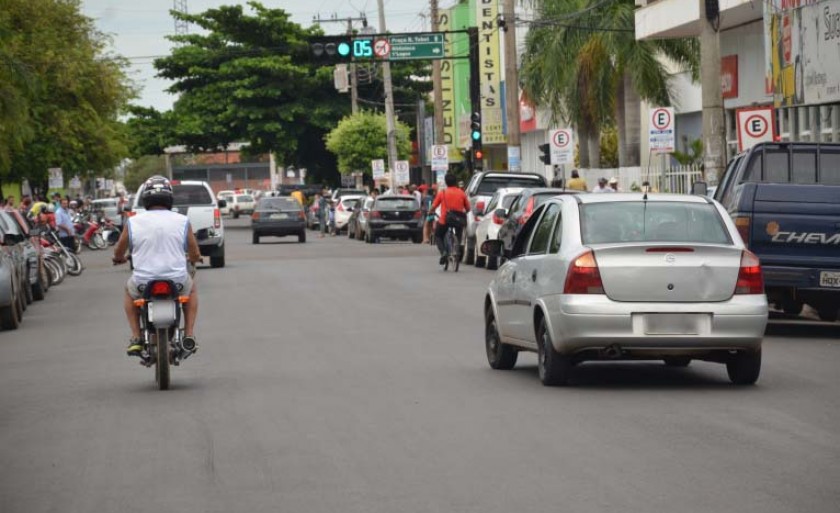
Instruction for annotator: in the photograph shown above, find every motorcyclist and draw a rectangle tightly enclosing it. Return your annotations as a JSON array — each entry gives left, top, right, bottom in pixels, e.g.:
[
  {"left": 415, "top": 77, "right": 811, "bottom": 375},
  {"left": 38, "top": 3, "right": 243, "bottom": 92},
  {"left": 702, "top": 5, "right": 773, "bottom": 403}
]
[{"left": 112, "top": 176, "right": 202, "bottom": 357}]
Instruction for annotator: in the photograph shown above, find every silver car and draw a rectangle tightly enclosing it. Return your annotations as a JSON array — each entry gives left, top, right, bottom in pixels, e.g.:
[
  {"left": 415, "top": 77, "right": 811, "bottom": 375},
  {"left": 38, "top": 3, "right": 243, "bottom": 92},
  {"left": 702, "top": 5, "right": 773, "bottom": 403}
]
[{"left": 482, "top": 193, "right": 769, "bottom": 386}]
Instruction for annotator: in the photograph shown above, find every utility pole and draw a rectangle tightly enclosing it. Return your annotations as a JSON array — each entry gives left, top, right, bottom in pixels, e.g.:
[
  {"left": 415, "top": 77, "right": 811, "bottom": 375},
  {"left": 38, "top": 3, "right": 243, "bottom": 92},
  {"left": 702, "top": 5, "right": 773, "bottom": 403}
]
[
  {"left": 173, "top": 0, "right": 189, "bottom": 36},
  {"left": 502, "top": 0, "right": 521, "bottom": 171},
  {"left": 431, "top": 0, "right": 444, "bottom": 145},
  {"left": 700, "top": 0, "right": 726, "bottom": 182},
  {"left": 377, "top": 0, "right": 399, "bottom": 189},
  {"left": 313, "top": 13, "right": 368, "bottom": 114}
]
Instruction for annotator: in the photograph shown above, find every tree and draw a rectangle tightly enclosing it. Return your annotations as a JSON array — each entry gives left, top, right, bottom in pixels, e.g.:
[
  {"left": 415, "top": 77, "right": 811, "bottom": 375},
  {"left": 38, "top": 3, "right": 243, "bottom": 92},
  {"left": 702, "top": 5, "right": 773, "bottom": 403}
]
[
  {"left": 124, "top": 155, "right": 167, "bottom": 191},
  {"left": 124, "top": 106, "right": 175, "bottom": 158},
  {"left": 324, "top": 111, "right": 412, "bottom": 175},
  {"left": 521, "top": 0, "right": 698, "bottom": 168},
  {"left": 0, "top": 0, "right": 133, "bottom": 188}
]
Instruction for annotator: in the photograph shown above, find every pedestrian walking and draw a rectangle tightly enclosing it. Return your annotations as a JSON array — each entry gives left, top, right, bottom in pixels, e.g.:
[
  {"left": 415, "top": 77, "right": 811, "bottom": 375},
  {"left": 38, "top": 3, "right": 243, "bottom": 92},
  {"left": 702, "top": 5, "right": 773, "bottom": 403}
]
[{"left": 566, "top": 170, "right": 588, "bottom": 191}]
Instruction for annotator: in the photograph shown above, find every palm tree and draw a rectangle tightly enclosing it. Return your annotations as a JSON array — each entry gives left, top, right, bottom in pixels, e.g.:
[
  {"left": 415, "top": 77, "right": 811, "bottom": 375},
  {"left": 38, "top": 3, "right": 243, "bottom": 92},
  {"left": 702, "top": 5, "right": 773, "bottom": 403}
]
[{"left": 521, "top": 0, "right": 699, "bottom": 168}]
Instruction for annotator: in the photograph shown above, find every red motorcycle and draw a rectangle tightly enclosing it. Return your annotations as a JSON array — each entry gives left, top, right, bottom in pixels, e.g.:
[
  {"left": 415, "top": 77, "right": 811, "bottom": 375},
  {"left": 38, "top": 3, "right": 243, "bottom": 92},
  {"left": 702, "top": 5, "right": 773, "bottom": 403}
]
[{"left": 73, "top": 212, "right": 106, "bottom": 250}]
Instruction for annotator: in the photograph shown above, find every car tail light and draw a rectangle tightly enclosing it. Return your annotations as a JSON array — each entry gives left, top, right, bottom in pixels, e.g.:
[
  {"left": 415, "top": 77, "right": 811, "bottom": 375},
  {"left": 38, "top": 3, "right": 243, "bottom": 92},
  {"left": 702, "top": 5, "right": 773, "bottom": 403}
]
[
  {"left": 251, "top": 212, "right": 259, "bottom": 221},
  {"left": 492, "top": 212, "right": 505, "bottom": 225},
  {"left": 370, "top": 211, "right": 381, "bottom": 219},
  {"left": 214, "top": 209, "right": 221, "bottom": 228},
  {"left": 735, "top": 250, "right": 764, "bottom": 294},
  {"left": 563, "top": 250, "right": 605, "bottom": 294},
  {"left": 518, "top": 197, "right": 535, "bottom": 225},
  {"left": 734, "top": 216, "right": 751, "bottom": 247},
  {"left": 413, "top": 210, "right": 422, "bottom": 219},
  {"left": 150, "top": 282, "right": 172, "bottom": 296}
]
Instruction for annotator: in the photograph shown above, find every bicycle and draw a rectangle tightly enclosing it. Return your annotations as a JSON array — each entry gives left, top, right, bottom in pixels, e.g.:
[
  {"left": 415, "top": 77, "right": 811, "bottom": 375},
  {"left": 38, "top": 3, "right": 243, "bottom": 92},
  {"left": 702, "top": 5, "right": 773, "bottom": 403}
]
[{"left": 432, "top": 213, "right": 461, "bottom": 272}]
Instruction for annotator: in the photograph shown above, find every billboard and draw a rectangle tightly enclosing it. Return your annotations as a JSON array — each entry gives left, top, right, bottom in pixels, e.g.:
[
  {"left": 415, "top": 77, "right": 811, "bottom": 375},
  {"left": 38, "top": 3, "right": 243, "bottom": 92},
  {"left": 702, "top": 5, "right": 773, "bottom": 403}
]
[
  {"left": 476, "top": 0, "right": 505, "bottom": 145},
  {"left": 765, "top": 0, "right": 840, "bottom": 107}
]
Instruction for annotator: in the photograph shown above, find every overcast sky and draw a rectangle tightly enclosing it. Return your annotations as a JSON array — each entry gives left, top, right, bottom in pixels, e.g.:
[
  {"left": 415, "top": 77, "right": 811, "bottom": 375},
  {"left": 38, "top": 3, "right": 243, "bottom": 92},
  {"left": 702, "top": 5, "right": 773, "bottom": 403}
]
[{"left": 81, "top": 0, "right": 441, "bottom": 111}]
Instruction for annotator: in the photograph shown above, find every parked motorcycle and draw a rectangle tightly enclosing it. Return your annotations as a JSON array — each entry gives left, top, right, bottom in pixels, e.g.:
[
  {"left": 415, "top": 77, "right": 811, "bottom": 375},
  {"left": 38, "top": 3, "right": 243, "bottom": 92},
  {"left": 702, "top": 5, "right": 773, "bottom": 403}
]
[
  {"left": 41, "top": 228, "right": 83, "bottom": 277},
  {"left": 73, "top": 213, "right": 106, "bottom": 250}
]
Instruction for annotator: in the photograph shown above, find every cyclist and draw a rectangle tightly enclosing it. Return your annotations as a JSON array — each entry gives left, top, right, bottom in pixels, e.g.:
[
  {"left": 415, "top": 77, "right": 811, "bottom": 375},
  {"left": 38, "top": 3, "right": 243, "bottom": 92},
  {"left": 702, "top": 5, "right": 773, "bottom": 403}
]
[
  {"left": 431, "top": 173, "right": 470, "bottom": 265},
  {"left": 112, "top": 176, "right": 203, "bottom": 357}
]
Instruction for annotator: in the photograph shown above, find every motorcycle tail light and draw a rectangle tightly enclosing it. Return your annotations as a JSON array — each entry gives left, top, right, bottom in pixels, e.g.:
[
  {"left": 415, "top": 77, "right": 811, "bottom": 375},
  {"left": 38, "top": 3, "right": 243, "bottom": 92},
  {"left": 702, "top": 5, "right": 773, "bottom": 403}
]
[{"left": 150, "top": 282, "right": 172, "bottom": 296}]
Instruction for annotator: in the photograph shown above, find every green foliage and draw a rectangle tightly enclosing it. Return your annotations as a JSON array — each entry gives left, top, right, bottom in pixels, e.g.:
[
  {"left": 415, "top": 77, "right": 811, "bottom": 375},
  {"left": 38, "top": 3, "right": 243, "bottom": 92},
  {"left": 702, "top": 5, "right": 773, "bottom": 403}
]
[
  {"left": 324, "top": 111, "right": 412, "bottom": 175},
  {"left": 124, "top": 106, "right": 175, "bottom": 158},
  {"left": 673, "top": 138, "right": 704, "bottom": 167},
  {"left": 0, "top": 0, "right": 134, "bottom": 185},
  {"left": 124, "top": 155, "right": 167, "bottom": 191},
  {"left": 600, "top": 126, "right": 619, "bottom": 168}
]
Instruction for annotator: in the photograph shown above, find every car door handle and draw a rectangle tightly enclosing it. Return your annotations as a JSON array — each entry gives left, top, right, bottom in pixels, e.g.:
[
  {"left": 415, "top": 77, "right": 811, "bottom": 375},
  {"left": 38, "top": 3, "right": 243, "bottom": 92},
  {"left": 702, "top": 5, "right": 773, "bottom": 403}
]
[{"left": 532, "top": 269, "right": 538, "bottom": 282}]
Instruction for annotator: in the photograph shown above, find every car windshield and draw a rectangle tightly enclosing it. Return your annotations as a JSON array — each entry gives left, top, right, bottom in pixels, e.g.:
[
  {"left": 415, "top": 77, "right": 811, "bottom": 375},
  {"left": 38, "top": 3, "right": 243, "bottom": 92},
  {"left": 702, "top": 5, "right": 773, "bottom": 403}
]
[
  {"left": 172, "top": 185, "right": 214, "bottom": 206},
  {"left": 376, "top": 198, "right": 417, "bottom": 210},
  {"left": 501, "top": 195, "right": 519, "bottom": 209},
  {"left": 532, "top": 193, "right": 558, "bottom": 209},
  {"left": 476, "top": 176, "right": 543, "bottom": 195},
  {"left": 580, "top": 202, "right": 731, "bottom": 245},
  {"left": 259, "top": 198, "right": 300, "bottom": 211}
]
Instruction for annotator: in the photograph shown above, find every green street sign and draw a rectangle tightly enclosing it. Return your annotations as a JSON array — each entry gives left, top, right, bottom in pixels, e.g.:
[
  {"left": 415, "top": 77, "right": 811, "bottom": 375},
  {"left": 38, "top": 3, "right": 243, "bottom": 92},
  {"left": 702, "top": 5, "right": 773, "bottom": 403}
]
[{"left": 387, "top": 33, "right": 445, "bottom": 61}]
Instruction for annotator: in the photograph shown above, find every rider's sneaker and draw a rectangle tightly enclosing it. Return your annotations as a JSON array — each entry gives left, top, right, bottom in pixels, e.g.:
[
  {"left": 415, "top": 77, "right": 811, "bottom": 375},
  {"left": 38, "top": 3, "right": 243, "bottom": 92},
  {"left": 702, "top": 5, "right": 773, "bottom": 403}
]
[{"left": 126, "top": 337, "right": 143, "bottom": 357}]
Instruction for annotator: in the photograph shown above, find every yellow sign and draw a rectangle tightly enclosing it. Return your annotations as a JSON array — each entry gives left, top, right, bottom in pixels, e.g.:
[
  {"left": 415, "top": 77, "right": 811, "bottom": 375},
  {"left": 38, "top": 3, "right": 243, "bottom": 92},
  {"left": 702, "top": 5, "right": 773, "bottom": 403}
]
[
  {"left": 476, "top": 0, "right": 505, "bottom": 145},
  {"left": 439, "top": 9, "right": 460, "bottom": 161}
]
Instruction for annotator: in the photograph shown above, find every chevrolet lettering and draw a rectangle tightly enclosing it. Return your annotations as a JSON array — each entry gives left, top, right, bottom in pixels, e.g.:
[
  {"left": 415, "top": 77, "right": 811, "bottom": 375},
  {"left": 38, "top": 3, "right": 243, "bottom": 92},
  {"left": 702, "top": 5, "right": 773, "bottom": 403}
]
[{"left": 771, "top": 231, "right": 840, "bottom": 245}]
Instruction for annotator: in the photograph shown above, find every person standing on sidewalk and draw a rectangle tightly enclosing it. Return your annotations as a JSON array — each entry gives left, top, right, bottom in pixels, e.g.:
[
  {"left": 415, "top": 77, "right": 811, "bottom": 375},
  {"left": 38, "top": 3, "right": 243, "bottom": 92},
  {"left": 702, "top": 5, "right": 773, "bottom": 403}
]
[
  {"left": 317, "top": 189, "right": 330, "bottom": 238},
  {"left": 55, "top": 197, "right": 76, "bottom": 252}
]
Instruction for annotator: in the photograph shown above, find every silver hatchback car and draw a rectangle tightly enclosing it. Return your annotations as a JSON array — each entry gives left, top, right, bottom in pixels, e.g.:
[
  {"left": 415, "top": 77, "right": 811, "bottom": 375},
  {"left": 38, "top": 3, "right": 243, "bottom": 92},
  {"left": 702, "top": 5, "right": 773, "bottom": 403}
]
[{"left": 482, "top": 193, "right": 769, "bottom": 386}]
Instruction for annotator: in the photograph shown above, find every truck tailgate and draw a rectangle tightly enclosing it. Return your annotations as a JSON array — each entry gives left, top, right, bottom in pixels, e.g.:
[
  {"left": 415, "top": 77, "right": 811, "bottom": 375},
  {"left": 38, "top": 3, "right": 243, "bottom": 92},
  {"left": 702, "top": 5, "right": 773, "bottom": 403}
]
[{"left": 750, "top": 184, "right": 840, "bottom": 268}]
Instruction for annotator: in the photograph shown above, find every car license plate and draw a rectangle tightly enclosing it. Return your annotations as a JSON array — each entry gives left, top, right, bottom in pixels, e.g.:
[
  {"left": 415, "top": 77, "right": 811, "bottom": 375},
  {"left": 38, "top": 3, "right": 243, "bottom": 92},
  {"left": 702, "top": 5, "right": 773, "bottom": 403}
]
[
  {"left": 387, "top": 224, "right": 405, "bottom": 229},
  {"left": 269, "top": 213, "right": 288, "bottom": 220},
  {"left": 820, "top": 271, "right": 840, "bottom": 288},
  {"left": 644, "top": 314, "right": 702, "bottom": 335}
]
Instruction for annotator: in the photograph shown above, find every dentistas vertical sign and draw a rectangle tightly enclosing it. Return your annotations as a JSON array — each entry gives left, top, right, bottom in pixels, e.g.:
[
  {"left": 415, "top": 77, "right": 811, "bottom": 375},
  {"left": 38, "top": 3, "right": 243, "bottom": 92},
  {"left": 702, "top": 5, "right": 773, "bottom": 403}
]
[
  {"left": 476, "top": 0, "right": 504, "bottom": 145},
  {"left": 439, "top": 7, "right": 459, "bottom": 160}
]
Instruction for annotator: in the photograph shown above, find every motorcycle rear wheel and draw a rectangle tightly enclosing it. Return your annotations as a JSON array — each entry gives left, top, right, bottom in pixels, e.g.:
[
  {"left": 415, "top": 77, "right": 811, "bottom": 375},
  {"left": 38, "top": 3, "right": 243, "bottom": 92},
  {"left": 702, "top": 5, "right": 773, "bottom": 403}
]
[
  {"left": 90, "top": 233, "right": 107, "bottom": 250},
  {"left": 154, "top": 328, "right": 170, "bottom": 390},
  {"left": 65, "top": 254, "right": 83, "bottom": 276}
]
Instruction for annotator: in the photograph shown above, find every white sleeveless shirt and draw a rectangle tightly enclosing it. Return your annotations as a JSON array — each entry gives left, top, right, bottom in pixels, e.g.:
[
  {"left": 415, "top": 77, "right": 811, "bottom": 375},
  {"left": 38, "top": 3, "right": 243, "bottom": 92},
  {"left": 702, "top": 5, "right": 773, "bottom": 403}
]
[{"left": 128, "top": 209, "right": 190, "bottom": 285}]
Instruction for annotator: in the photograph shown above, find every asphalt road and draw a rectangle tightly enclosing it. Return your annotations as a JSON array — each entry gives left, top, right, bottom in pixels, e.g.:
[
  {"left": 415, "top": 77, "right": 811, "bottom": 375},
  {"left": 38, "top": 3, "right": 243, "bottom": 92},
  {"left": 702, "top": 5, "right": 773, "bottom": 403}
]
[{"left": 2, "top": 218, "right": 839, "bottom": 513}]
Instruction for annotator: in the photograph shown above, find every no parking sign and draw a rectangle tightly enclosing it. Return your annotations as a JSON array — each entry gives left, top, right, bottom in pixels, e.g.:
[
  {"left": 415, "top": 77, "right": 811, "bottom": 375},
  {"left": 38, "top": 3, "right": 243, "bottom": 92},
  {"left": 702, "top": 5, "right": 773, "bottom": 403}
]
[
  {"left": 549, "top": 128, "right": 574, "bottom": 165},
  {"left": 736, "top": 107, "right": 776, "bottom": 151},
  {"left": 648, "top": 107, "right": 675, "bottom": 154}
]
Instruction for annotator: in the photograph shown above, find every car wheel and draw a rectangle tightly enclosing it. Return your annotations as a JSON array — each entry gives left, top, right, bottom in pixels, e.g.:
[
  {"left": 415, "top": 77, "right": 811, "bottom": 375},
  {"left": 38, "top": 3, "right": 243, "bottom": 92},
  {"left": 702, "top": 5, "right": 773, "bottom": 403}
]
[
  {"left": 252, "top": 233, "right": 259, "bottom": 244},
  {"left": 465, "top": 242, "right": 475, "bottom": 265},
  {"left": 537, "top": 316, "right": 572, "bottom": 386},
  {"left": 486, "top": 255, "right": 499, "bottom": 271},
  {"left": 210, "top": 253, "right": 225, "bottom": 268},
  {"left": 485, "top": 312, "right": 517, "bottom": 370},
  {"left": 0, "top": 302, "right": 21, "bottom": 330},
  {"left": 663, "top": 356, "right": 691, "bottom": 367},
  {"left": 726, "top": 349, "right": 761, "bottom": 385},
  {"left": 298, "top": 231, "right": 306, "bottom": 243},
  {"left": 816, "top": 305, "right": 838, "bottom": 323},
  {"left": 412, "top": 233, "right": 423, "bottom": 244},
  {"left": 475, "top": 255, "right": 486, "bottom": 268}
]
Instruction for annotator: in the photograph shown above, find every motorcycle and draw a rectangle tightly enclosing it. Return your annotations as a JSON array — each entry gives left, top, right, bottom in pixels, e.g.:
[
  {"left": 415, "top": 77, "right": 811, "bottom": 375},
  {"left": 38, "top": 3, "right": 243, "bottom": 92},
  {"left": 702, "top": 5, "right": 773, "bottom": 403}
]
[
  {"left": 101, "top": 216, "right": 121, "bottom": 246},
  {"left": 132, "top": 279, "right": 196, "bottom": 390},
  {"left": 41, "top": 228, "right": 84, "bottom": 277},
  {"left": 74, "top": 213, "right": 107, "bottom": 250}
]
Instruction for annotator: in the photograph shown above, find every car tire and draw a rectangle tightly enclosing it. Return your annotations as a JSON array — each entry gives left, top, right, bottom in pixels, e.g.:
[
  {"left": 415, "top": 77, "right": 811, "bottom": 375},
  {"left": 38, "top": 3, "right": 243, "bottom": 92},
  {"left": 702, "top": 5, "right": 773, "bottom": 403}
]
[
  {"left": 816, "top": 306, "right": 838, "bottom": 323},
  {"left": 465, "top": 243, "right": 475, "bottom": 265},
  {"left": 485, "top": 313, "right": 517, "bottom": 370},
  {"left": 486, "top": 255, "right": 499, "bottom": 271},
  {"left": 298, "top": 231, "right": 306, "bottom": 243},
  {"left": 726, "top": 349, "right": 761, "bottom": 385},
  {"left": 475, "top": 255, "right": 486, "bottom": 268},
  {"left": 537, "top": 316, "right": 572, "bottom": 386},
  {"left": 210, "top": 251, "right": 225, "bottom": 268},
  {"left": 252, "top": 233, "right": 260, "bottom": 244},
  {"left": 663, "top": 356, "right": 691, "bottom": 367},
  {"left": 0, "top": 302, "right": 21, "bottom": 330},
  {"left": 412, "top": 233, "right": 423, "bottom": 244}
]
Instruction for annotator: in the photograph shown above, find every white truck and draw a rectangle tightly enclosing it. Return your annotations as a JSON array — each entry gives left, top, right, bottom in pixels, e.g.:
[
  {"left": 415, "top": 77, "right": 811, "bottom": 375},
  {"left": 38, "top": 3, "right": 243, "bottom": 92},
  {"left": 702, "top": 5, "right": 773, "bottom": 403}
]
[{"left": 131, "top": 180, "right": 226, "bottom": 268}]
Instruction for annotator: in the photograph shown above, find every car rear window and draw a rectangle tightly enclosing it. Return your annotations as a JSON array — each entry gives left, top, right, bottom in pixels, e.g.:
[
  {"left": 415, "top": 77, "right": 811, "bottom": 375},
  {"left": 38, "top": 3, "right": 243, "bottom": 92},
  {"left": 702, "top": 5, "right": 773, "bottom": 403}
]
[
  {"left": 376, "top": 198, "right": 418, "bottom": 210},
  {"left": 259, "top": 198, "right": 300, "bottom": 210},
  {"left": 476, "top": 176, "right": 544, "bottom": 195},
  {"left": 580, "top": 202, "right": 731, "bottom": 245},
  {"left": 172, "top": 185, "right": 214, "bottom": 206}
]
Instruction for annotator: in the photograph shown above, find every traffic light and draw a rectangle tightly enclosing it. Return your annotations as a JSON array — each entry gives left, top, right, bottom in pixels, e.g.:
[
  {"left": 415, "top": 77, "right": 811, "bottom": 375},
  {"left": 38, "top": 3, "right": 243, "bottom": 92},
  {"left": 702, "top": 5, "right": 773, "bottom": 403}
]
[
  {"left": 309, "top": 36, "right": 353, "bottom": 63},
  {"left": 538, "top": 143, "right": 551, "bottom": 164},
  {"left": 470, "top": 112, "right": 482, "bottom": 143}
]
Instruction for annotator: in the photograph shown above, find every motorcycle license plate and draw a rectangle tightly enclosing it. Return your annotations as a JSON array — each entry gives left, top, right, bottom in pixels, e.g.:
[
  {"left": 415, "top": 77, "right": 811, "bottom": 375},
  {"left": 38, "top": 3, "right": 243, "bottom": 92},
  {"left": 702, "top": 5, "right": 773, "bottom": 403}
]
[{"left": 820, "top": 271, "right": 840, "bottom": 288}]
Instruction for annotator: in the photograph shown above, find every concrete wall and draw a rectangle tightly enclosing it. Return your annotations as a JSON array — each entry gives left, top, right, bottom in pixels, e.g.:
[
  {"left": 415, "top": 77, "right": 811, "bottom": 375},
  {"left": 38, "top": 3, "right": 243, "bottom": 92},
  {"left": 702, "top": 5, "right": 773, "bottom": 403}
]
[{"left": 721, "top": 20, "right": 770, "bottom": 110}]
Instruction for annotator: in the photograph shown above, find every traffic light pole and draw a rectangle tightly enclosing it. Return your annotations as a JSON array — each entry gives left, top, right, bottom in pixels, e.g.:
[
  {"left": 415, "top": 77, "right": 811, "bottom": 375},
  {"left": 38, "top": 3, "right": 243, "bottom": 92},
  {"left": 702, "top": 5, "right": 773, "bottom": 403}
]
[
  {"left": 468, "top": 27, "right": 482, "bottom": 172},
  {"left": 377, "top": 0, "right": 398, "bottom": 190}
]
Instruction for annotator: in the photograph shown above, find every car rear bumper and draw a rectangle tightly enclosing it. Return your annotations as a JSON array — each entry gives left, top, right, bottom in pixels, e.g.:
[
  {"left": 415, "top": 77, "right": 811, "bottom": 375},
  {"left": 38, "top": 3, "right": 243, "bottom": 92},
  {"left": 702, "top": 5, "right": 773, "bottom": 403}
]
[
  {"left": 763, "top": 265, "right": 840, "bottom": 291},
  {"left": 543, "top": 294, "right": 768, "bottom": 355},
  {"left": 253, "top": 221, "right": 305, "bottom": 235}
]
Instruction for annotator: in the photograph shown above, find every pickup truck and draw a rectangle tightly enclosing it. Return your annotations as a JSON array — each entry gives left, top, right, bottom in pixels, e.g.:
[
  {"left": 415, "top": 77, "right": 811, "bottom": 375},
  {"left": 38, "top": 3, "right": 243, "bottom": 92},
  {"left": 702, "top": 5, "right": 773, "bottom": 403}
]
[
  {"left": 462, "top": 171, "right": 547, "bottom": 265},
  {"left": 712, "top": 142, "right": 840, "bottom": 321},
  {"left": 132, "top": 180, "right": 226, "bottom": 268}
]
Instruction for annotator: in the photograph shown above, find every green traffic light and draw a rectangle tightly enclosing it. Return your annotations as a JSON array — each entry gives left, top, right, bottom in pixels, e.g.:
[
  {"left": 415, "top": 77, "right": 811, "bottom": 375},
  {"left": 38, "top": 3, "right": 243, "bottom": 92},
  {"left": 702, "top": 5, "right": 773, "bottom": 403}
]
[
  {"left": 337, "top": 42, "right": 351, "bottom": 57},
  {"left": 472, "top": 131, "right": 481, "bottom": 141}
]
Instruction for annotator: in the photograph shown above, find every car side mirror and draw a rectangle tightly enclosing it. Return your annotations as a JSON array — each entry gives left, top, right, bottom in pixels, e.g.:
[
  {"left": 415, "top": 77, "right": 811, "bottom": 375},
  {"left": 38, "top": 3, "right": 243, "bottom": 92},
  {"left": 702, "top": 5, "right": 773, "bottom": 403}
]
[
  {"left": 691, "top": 181, "right": 708, "bottom": 196},
  {"left": 494, "top": 208, "right": 508, "bottom": 219},
  {"left": 480, "top": 239, "right": 504, "bottom": 258},
  {"left": 217, "top": 199, "right": 227, "bottom": 208}
]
